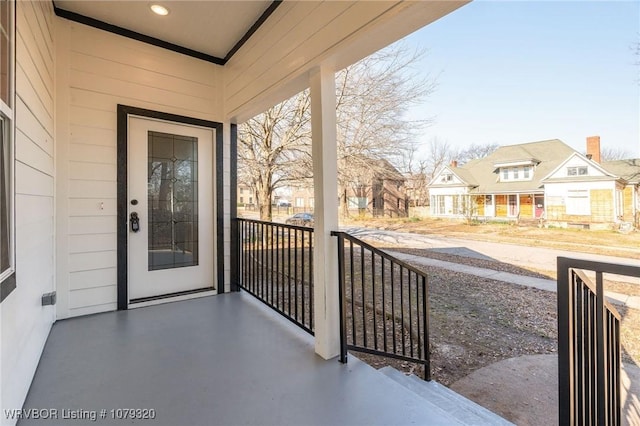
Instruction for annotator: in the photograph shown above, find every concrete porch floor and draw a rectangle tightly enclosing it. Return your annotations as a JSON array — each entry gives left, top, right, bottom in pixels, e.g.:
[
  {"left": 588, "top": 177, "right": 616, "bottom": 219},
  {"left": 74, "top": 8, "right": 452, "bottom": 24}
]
[{"left": 20, "top": 292, "right": 458, "bottom": 426}]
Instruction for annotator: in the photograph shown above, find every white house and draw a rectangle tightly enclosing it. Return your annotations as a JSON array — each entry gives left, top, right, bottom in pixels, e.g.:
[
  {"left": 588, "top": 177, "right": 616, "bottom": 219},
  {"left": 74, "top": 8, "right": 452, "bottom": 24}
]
[{"left": 427, "top": 136, "right": 640, "bottom": 228}]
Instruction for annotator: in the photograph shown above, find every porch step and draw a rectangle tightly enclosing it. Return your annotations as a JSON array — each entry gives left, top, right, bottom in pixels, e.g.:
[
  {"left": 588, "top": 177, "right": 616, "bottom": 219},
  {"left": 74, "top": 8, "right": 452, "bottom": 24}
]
[{"left": 379, "top": 367, "right": 514, "bottom": 426}]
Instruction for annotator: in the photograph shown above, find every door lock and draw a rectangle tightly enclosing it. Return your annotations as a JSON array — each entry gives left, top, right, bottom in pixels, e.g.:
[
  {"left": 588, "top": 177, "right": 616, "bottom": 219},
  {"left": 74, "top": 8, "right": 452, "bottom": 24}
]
[{"left": 130, "top": 212, "right": 140, "bottom": 233}]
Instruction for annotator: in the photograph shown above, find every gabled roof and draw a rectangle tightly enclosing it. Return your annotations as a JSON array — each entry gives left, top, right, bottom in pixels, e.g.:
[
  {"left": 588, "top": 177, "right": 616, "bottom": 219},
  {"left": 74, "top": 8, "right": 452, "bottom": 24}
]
[
  {"left": 444, "top": 139, "right": 576, "bottom": 193},
  {"left": 541, "top": 152, "right": 617, "bottom": 183},
  {"left": 602, "top": 159, "right": 640, "bottom": 184},
  {"left": 427, "top": 165, "right": 476, "bottom": 188}
]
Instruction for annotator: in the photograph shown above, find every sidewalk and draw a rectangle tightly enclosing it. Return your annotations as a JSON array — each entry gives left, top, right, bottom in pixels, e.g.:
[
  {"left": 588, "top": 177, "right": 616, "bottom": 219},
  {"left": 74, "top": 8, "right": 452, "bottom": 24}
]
[{"left": 387, "top": 250, "right": 640, "bottom": 310}]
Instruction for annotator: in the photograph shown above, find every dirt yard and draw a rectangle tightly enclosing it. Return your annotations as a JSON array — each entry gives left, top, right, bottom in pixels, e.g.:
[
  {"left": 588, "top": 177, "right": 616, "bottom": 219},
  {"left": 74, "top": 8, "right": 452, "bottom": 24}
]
[
  {"left": 344, "top": 217, "right": 640, "bottom": 386},
  {"left": 343, "top": 216, "right": 640, "bottom": 260}
]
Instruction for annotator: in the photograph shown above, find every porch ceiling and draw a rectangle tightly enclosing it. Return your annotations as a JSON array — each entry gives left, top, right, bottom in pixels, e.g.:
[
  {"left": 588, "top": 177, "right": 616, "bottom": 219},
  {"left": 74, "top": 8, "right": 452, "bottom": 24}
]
[{"left": 53, "top": 0, "right": 277, "bottom": 64}]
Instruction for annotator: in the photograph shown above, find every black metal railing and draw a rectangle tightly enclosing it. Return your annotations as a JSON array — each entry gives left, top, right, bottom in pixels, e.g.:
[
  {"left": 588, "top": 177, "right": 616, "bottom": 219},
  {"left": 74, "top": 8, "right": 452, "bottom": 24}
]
[
  {"left": 332, "top": 231, "right": 430, "bottom": 380},
  {"left": 237, "top": 218, "right": 314, "bottom": 334},
  {"left": 557, "top": 257, "right": 640, "bottom": 426}
]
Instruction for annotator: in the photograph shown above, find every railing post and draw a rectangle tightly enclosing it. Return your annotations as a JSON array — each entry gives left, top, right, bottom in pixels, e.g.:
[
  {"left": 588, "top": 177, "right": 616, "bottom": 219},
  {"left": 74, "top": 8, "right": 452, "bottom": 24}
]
[
  {"left": 557, "top": 257, "right": 574, "bottom": 426},
  {"left": 230, "top": 218, "right": 240, "bottom": 292},
  {"left": 596, "top": 271, "right": 607, "bottom": 426},
  {"left": 422, "top": 275, "right": 430, "bottom": 381},
  {"left": 333, "top": 231, "right": 348, "bottom": 363}
]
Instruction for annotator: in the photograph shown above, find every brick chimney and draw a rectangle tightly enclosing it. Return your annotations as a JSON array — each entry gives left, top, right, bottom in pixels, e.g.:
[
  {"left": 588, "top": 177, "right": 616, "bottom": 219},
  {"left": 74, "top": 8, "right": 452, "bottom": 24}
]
[
  {"left": 586, "top": 136, "right": 601, "bottom": 163},
  {"left": 450, "top": 160, "right": 458, "bottom": 168}
]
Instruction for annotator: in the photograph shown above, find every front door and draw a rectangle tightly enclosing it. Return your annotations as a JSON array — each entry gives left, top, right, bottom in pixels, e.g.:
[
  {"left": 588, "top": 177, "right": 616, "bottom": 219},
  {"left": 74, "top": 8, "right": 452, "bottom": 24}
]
[{"left": 127, "top": 116, "right": 215, "bottom": 302}]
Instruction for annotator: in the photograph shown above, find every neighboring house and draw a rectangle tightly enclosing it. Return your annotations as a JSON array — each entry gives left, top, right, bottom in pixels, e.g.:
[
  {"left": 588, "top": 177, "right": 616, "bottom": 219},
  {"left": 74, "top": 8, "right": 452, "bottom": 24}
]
[
  {"left": 405, "top": 172, "right": 430, "bottom": 207},
  {"left": 288, "top": 158, "right": 409, "bottom": 218},
  {"left": 427, "top": 136, "right": 640, "bottom": 229},
  {"left": 290, "top": 184, "right": 315, "bottom": 212},
  {"left": 343, "top": 158, "right": 408, "bottom": 217},
  {"left": 237, "top": 184, "right": 255, "bottom": 207}
]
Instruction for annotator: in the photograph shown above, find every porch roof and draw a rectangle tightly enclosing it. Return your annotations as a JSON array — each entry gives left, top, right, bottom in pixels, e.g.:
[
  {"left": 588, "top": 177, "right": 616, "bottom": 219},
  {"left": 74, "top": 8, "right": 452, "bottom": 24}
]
[
  {"left": 20, "top": 293, "right": 458, "bottom": 426},
  {"left": 52, "top": 1, "right": 469, "bottom": 123}
]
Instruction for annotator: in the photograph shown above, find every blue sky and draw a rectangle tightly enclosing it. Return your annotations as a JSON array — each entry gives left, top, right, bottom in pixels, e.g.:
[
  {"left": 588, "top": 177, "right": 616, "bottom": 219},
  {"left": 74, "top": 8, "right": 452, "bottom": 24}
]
[{"left": 404, "top": 0, "right": 640, "bottom": 157}]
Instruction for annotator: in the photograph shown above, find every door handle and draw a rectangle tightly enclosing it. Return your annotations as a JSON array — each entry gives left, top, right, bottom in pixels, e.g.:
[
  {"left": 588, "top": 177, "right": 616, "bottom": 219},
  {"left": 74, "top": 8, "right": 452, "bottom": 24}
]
[{"left": 130, "top": 212, "right": 140, "bottom": 233}]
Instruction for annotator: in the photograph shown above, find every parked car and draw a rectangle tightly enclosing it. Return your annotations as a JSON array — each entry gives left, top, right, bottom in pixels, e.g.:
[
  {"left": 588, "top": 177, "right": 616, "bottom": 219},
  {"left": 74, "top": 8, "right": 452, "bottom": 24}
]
[{"left": 285, "top": 212, "right": 314, "bottom": 227}]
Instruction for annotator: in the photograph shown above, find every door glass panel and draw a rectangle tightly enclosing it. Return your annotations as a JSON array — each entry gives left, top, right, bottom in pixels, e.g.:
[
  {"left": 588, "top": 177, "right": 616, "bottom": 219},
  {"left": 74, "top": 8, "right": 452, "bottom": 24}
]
[{"left": 147, "top": 131, "right": 198, "bottom": 271}]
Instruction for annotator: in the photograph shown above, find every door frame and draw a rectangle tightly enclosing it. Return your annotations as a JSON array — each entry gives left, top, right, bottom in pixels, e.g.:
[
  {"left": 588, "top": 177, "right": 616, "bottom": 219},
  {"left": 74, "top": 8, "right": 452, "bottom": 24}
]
[{"left": 117, "top": 105, "right": 224, "bottom": 310}]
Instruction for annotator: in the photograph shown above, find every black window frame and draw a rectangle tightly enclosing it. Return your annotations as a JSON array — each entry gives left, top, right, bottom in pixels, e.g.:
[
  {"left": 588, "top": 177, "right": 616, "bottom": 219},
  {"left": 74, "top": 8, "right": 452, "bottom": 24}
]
[{"left": 0, "top": 0, "right": 15, "bottom": 303}]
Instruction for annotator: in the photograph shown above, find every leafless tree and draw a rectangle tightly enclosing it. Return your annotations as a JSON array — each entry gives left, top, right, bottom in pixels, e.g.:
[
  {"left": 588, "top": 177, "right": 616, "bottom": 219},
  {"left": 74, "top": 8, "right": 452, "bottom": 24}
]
[
  {"left": 335, "top": 42, "right": 435, "bottom": 216},
  {"left": 600, "top": 147, "right": 631, "bottom": 161},
  {"left": 453, "top": 142, "right": 500, "bottom": 166},
  {"left": 239, "top": 41, "right": 435, "bottom": 220},
  {"left": 422, "top": 137, "right": 454, "bottom": 184},
  {"left": 238, "top": 91, "right": 311, "bottom": 220}
]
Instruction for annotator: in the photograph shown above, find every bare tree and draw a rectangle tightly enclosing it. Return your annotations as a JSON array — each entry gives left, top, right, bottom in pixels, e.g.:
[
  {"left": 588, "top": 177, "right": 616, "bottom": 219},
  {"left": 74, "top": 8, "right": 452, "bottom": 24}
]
[
  {"left": 601, "top": 147, "right": 631, "bottom": 161},
  {"left": 335, "top": 43, "right": 435, "bottom": 216},
  {"left": 422, "top": 137, "right": 453, "bottom": 184},
  {"left": 239, "top": 41, "right": 435, "bottom": 220},
  {"left": 238, "top": 91, "right": 311, "bottom": 220},
  {"left": 453, "top": 142, "right": 500, "bottom": 166}
]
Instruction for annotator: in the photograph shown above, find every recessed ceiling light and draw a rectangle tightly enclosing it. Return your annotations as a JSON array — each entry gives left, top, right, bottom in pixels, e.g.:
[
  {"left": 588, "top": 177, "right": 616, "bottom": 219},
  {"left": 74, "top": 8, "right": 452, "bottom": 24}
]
[{"left": 150, "top": 4, "right": 169, "bottom": 16}]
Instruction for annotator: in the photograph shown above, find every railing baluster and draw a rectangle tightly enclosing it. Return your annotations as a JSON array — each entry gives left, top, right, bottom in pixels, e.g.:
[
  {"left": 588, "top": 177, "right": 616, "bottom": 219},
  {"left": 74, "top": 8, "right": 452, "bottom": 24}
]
[
  {"left": 294, "top": 229, "right": 299, "bottom": 322},
  {"left": 288, "top": 227, "right": 292, "bottom": 316},
  {"left": 400, "top": 266, "right": 405, "bottom": 356},
  {"left": 410, "top": 271, "right": 415, "bottom": 358},
  {"left": 361, "top": 244, "right": 367, "bottom": 348},
  {"left": 391, "top": 261, "right": 396, "bottom": 355},
  {"left": 423, "top": 275, "right": 430, "bottom": 381},
  {"left": 381, "top": 257, "right": 387, "bottom": 353},
  {"left": 350, "top": 240, "right": 355, "bottom": 345},
  {"left": 372, "top": 251, "right": 377, "bottom": 350}
]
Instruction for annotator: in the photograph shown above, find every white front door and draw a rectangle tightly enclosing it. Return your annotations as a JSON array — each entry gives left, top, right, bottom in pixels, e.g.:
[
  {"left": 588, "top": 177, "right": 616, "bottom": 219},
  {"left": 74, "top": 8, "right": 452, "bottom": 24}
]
[{"left": 128, "top": 116, "right": 215, "bottom": 302}]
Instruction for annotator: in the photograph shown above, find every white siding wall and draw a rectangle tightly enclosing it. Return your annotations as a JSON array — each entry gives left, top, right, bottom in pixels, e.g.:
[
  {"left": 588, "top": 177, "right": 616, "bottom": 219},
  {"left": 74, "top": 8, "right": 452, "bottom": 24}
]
[
  {"left": 548, "top": 155, "right": 609, "bottom": 179},
  {"left": 544, "top": 180, "right": 615, "bottom": 198},
  {"left": 1, "top": 2, "right": 55, "bottom": 423},
  {"left": 55, "top": 20, "right": 224, "bottom": 318}
]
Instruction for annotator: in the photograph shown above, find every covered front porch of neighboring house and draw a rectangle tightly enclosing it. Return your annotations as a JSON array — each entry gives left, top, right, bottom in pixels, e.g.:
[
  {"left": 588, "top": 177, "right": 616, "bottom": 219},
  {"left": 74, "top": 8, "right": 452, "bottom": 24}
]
[
  {"left": 475, "top": 193, "right": 546, "bottom": 220},
  {"left": 431, "top": 192, "right": 545, "bottom": 221}
]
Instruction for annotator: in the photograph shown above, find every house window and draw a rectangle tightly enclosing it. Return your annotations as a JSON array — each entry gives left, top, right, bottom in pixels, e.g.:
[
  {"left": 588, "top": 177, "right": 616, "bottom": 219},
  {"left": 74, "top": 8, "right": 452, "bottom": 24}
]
[
  {"left": 523, "top": 166, "right": 530, "bottom": 179},
  {"left": 566, "top": 189, "right": 590, "bottom": 215},
  {"left": 309, "top": 198, "right": 314, "bottom": 208},
  {"left": 512, "top": 167, "right": 519, "bottom": 179},
  {"left": 431, "top": 195, "right": 447, "bottom": 215},
  {"left": 0, "top": 0, "right": 14, "bottom": 301},
  {"left": 567, "top": 166, "right": 588, "bottom": 177},
  {"left": 348, "top": 197, "right": 367, "bottom": 209},
  {"left": 502, "top": 168, "right": 508, "bottom": 181},
  {"left": 239, "top": 196, "right": 244, "bottom": 204},
  {"left": 296, "top": 197, "right": 304, "bottom": 208},
  {"left": 441, "top": 174, "right": 453, "bottom": 183}
]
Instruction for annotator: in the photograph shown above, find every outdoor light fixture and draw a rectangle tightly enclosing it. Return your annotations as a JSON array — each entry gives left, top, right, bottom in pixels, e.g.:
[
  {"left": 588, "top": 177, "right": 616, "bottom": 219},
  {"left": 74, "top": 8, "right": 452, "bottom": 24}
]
[{"left": 150, "top": 4, "right": 169, "bottom": 16}]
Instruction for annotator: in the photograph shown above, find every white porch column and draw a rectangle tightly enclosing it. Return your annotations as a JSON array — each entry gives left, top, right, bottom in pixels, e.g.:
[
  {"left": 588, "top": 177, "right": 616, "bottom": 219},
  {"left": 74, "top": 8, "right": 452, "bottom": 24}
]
[{"left": 310, "top": 65, "right": 340, "bottom": 359}]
